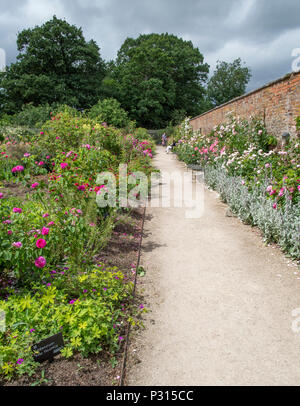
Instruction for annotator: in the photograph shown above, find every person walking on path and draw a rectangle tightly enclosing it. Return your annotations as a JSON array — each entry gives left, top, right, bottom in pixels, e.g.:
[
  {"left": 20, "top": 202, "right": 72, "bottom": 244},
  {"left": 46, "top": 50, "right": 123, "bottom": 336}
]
[{"left": 162, "top": 133, "right": 167, "bottom": 146}]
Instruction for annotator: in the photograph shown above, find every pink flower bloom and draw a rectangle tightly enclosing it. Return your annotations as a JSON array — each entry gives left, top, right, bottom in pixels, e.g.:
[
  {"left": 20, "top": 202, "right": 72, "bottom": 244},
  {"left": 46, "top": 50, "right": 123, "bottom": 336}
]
[
  {"left": 7, "top": 230, "right": 12, "bottom": 235},
  {"left": 0, "top": 193, "right": 4, "bottom": 199},
  {"left": 38, "top": 161, "right": 44, "bottom": 166},
  {"left": 42, "top": 227, "right": 50, "bottom": 236},
  {"left": 47, "top": 221, "right": 55, "bottom": 227},
  {"left": 43, "top": 213, "right": 49, "bottom": 218},
  {"left": 24, "top": 153, "right": 30, "bottom": 157},
  {"left": 266, "top": 185, "right": 273, "bottom": 193},
  {"left": 16, "top": 359, "right": 24, "bottom": 365},
  {"left": 35, "top": 256, "right": 47, "bottom": 268},
  {"left": 40, "top": 131, "right": 44, "bottom": 135},
  {"left": 265, "top": 163, "right": 270, "bottom": 168},
  {"left": 13, "top": 208, "right": 22, "bottom": 213},
  {"left": 298, "top": 185, "right": 300, "bottom": 192},
  {"left": 31, "top": 182, "right": 39, "bottom": 189},
  {"left": 273, "top": 203, "right": 277, "bottom": 210},
  {"left": 36, "top": 239, "right": 47, "bottom": 249},
  {"left": 12, "top": 242, "right": 22, "bottom": 248},
  {"left": 60, "top": 162, "right": 68, "bottom": 169},
  {"left": 12, "top": 165, "right": 24, "bottom": 173},
  {"left": 219, "top": 147, "right": 226, "bottom": 156}
]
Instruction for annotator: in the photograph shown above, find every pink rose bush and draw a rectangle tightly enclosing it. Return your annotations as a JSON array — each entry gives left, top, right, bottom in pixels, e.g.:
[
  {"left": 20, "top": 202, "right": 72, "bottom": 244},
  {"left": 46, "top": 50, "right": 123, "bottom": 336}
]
[{"left": 175, "top": 116, "right": 300, "bottom": 259}]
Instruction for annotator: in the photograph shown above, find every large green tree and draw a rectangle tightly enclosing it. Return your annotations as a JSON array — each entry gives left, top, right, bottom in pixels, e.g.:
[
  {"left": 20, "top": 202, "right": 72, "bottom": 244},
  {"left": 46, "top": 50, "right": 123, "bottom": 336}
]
[
  {"left": 110, "top": 33, "right": 209, "bottom": 128},
  {"left": 207, "top": 58, "right": 251, "bottom": 107},
  {"left": 0, "top": 16, "right": 106, "bottom": 113}
]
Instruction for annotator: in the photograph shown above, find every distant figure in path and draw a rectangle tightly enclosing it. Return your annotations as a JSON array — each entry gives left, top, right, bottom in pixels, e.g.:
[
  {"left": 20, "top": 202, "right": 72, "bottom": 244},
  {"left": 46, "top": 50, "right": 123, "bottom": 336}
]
[
  {"left": 166, "top": 145, "right": 172, "bottom": 154},
  {"left": 162, "top": 133, "right": 167, "bottom": 146},
  {"left": 166, "top": 141, "right": 177, "bottom": 154}
]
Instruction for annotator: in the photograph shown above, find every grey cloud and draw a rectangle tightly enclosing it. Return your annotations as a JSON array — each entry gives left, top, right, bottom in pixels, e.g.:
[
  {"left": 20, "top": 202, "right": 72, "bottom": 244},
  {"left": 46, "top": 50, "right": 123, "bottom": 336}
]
[{"left": 0, "top": 0, "right": 299, "bottom": 91}]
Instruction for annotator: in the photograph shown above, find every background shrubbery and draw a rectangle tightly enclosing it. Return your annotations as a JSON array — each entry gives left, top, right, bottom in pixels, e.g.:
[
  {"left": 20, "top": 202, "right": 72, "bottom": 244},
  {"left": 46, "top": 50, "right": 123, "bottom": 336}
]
[{"left": 88, "top": 98, "right": 130, "bottom": 128}]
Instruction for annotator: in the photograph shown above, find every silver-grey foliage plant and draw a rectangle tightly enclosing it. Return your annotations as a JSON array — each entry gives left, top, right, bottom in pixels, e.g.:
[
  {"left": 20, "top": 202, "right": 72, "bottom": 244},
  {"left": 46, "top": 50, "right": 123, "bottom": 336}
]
[{"left": 205, "top": 165, "right": 300, "bottom": 260}]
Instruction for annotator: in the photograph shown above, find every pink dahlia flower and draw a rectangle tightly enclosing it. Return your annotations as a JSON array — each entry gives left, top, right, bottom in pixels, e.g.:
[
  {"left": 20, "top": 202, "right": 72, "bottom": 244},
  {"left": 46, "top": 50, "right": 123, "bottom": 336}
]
[
  {"left": 36, "top": 239, "right": 47, "bottom": 249},
  {"left": 42, "top": 227, "right": 50, "bottom": 236},
  {"left": 35, "top": 256, "right": 47, "bottom": 268},
  {"left": 12, "top": 165, "right": 24, "bottom": 173}
]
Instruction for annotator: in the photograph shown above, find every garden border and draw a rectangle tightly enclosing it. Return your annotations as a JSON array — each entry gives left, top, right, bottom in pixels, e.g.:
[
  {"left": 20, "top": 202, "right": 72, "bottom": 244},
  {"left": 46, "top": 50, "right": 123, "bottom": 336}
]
[{"left": 120, "top": 206, "right": 147, "bottom": 386}]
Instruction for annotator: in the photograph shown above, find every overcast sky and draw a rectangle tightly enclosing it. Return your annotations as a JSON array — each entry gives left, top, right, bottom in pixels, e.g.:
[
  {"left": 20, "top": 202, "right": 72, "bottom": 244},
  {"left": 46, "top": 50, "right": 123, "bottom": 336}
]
[{"left": 0, "top": 0, "right": 299, "bottom": 90}]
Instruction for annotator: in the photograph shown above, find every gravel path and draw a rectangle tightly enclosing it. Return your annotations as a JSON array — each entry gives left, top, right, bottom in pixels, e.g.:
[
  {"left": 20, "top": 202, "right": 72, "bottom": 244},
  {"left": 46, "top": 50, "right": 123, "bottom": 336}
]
[{"left": 127, "top": 147, "right": 300, "bottom": 386}]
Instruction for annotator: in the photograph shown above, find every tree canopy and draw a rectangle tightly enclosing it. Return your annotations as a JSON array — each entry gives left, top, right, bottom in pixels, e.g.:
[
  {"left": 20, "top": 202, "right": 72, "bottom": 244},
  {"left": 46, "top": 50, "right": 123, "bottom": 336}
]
[
  {"left": 110, "top": 33, "right": 209, "bottom": 128},
  {"left": 0, "top": 16, "right": 255, "bottom": 128},
  {"left": 0, "top": 16, "right": 106, "bottom": 113},
  {"left": 207, "top": 58, "right": 251, "bottom": 107}
]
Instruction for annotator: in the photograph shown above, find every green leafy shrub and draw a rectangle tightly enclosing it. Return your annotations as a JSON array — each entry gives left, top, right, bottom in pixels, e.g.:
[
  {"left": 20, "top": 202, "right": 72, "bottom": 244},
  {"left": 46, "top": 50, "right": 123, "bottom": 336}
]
[
  {"left": 2, "top": 104, "right": 79, "bottom": 129},
  {"left": 12, "top": 104, "right": 53, "bottom": 128},
  {"left": 0, "top": 266, "right": 132, "bottom": 380},
  {"left": 88, "top": 98, "right": 129, "bottom": 128},
  {"left": 133, "top": 128, "right": 152, "bottom": 141}
]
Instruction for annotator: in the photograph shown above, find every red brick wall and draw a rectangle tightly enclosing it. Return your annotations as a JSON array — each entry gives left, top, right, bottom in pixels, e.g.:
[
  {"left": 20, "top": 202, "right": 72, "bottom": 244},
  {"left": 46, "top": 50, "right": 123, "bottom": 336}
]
[{"left": 190, "top": 72, "right": 300, "bottom": 139}]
